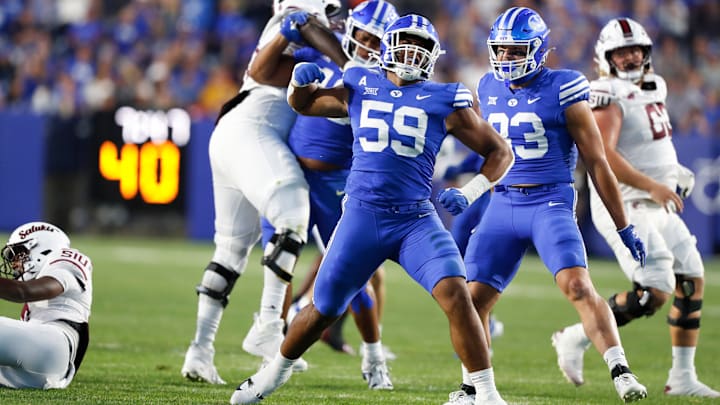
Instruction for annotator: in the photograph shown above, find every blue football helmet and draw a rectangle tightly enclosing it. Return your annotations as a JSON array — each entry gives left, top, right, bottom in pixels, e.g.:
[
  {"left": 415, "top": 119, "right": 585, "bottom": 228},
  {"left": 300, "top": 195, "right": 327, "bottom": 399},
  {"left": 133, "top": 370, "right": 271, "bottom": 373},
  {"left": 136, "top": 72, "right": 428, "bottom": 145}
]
[
  {"left": 342, "top": 0, "right": 398, "bottom": 65},
  {"left": 380, "top": 14, "right": 443, "bottom": 81},
  {"left": 487, "top": 7, "right": 550, "bottom": 83}
]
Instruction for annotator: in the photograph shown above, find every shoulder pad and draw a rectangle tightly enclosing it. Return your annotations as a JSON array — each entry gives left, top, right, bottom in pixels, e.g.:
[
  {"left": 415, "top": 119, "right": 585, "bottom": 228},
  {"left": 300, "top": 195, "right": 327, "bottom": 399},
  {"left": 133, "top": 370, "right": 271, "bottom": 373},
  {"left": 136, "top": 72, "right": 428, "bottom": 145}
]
[
  {"left": 589, "top": 79, "right": 616, "bottom": 109},
  {"left": 48, "top": 248, "right": 92, "bottom": 277}
]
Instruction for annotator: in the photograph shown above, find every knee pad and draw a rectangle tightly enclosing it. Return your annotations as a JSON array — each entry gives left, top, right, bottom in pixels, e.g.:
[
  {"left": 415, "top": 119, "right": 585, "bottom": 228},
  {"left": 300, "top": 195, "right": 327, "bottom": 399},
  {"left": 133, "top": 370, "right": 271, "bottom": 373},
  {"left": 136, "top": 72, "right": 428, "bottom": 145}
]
[
  {"left": 350, "top": 288, "right": 374, "bottom": 313},
  {"left": 195, "top": 262, "right": 240, "bottom": 307},
  {"left": 262, "top": 229, "right": 304, "bottom": 283},
  {"left": 667, "top": 276, "right": 702, "bottom": 329},
  {"left": 609, "top": 285, "right": 657, "bottom": 327}
]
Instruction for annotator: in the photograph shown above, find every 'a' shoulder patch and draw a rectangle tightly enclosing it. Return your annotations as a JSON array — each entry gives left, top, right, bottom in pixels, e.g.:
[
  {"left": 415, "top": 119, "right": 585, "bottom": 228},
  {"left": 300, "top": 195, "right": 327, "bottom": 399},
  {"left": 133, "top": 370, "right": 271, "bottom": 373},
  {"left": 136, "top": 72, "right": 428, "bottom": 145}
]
[{"left": 358, "top": 76, "right": 367, "bottom": 86}]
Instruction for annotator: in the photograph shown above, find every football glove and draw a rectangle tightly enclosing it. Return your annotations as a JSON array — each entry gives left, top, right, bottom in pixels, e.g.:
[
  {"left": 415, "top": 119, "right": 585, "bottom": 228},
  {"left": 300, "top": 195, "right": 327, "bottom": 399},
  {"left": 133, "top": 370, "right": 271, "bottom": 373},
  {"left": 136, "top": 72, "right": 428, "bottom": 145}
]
[
  {"left": 291, "top": 62, "right": 325, "bottom": 87},
  {"left": 437, "top": 188, "right": 468, "bottom": 216},
  {"left": 676, "top": 164, "right": 695, "bottom": 199},
  {"left": 618, "top": 225, "right": 646, "bottom": 267},
  {"left": 280, "top": 11, "right": 309, "bottom": 44}
]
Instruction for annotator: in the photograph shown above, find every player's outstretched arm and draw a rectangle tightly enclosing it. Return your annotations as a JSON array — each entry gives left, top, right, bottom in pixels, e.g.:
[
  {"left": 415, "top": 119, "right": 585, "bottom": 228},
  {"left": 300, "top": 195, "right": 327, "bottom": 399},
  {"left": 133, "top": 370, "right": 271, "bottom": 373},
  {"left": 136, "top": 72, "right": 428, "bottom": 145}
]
[
  {"left": 247, "top": 34, "right": 298, "bottom": 87},
  {"left": 594, "top": 103, "right": 683, "bottom": 213},
  {"left": 0, "top": 277, "right": 64, "bottom": 303},
  {"left": 287, "top": 62, "right": 348, "bottom": 117}
]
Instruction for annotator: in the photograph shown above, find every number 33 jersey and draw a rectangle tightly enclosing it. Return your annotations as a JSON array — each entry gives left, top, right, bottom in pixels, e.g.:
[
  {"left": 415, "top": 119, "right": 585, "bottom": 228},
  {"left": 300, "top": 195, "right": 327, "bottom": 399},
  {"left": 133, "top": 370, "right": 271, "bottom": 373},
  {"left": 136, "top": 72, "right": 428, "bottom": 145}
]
[
  {"left": 342, "top": 66, "right": 473, "bottom": 205},
  {"left": 590, "top": 74, "right": 678, "bottom": 200},
  {"left": 476, "top": 68, "right": 588, "bottom": 186}
]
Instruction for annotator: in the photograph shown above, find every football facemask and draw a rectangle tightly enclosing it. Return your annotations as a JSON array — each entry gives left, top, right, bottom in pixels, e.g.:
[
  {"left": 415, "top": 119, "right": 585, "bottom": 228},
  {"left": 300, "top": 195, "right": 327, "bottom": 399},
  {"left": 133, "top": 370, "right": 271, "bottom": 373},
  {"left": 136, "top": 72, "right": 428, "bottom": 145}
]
[
  {"left": 595, "top": 17, "right": 652, "bottom": 83},
  {"left": 380, "top": 14, "right": 444, "bottom": 81},
  {"left": 342, "top": 0, "right": 398, "bottom": 65}
]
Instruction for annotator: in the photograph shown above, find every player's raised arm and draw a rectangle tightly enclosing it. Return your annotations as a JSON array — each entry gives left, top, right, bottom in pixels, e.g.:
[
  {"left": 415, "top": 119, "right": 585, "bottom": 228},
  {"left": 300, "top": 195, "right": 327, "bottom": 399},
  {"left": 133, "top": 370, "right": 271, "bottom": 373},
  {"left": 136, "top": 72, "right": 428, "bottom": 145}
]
[
  {"left": 299, "top": 14, "right": 349, "bottom": 68},
  {"left": 287, "top": 62, "right": 348, "bottom": 117}
]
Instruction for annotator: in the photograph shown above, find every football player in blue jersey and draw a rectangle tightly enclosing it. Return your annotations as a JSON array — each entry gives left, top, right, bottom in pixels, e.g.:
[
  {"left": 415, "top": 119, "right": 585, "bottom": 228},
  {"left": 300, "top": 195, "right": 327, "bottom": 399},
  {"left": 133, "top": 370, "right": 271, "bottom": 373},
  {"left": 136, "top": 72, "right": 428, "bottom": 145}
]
[
  {"left": 229, "top": 14, "right": 514, "bottom": 405},
  {"left": 256, "top": 0, "right": 399, "bottom": 390},
  {"left": 437, "top": 7, "right": 648, "bottom": 404}
]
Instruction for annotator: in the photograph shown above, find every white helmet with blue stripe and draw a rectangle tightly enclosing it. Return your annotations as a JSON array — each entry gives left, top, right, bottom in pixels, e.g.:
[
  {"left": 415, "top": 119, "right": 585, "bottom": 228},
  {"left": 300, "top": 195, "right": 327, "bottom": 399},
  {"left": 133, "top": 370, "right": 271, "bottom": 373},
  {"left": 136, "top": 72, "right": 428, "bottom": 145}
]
[
  {"left": 342, "top": 0, "right": 398, "bottom": 65},
  {"left": 487, "top": 7, "right": 550, "bottom": 84},
  {"left": 380, "top": 14, "right": 444, "bottom": 81}
]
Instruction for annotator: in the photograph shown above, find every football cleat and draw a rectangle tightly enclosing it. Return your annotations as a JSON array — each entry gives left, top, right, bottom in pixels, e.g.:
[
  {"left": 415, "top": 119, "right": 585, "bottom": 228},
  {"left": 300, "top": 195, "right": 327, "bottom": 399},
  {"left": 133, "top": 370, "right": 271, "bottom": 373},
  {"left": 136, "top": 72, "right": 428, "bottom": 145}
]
[
  {"left": 229, "top": 361, "right": 293, "bottom": 404},
  {"left": 664, "top": 370, "right": 720, "bottom": 397},
  {"left": 230, "top": 378, "right": 265, "bottom": 404},
  {"left": 551, "top": 328, "right": 590, "bottom": 386},
  {"left": 242, "top": 313, "right": 285, "bottom": 360},
  {"left": 443, "top": 390, "right": 475, "bottom": 405},
  {"left": 361, "top": 360, "right": 393, "bottom": 390},
  {"left": 181, "top": 341, "right": 226, "bottom": 384},
  {"left": 612, "top": 365, "right": 647, "bottom": 403}
]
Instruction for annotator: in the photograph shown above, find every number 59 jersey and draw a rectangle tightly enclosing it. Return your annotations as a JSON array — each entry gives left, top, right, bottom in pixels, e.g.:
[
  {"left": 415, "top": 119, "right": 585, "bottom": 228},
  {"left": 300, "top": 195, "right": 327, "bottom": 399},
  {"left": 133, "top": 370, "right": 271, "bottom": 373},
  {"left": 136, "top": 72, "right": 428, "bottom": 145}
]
[
  {"left": 476, "top": 68, "right": 589, "bottom": 186},
  {"left": 589, "top": 74, "right": 678, "bottom": 200},
  {"left": 343, "top": 66, "right": 473, "bottom": 205}
]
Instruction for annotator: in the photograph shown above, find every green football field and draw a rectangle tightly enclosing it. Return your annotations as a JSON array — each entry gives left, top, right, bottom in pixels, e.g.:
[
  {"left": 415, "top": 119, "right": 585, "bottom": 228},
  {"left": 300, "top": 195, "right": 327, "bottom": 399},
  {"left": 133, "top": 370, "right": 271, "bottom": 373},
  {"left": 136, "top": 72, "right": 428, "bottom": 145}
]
[{"left": 0, "top": 235, "right": 718, "bottom": 404}]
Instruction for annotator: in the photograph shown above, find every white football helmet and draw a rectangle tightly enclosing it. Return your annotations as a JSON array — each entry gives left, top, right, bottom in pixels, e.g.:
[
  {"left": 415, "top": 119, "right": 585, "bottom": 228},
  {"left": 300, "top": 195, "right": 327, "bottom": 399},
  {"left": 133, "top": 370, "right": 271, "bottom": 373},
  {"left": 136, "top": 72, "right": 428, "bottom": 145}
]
[
  {"left": 595, "top": 18, "right": 652, "bottom": 82},
  {"left": 1, "top": 222, "right": 70, "bottom": 280}
]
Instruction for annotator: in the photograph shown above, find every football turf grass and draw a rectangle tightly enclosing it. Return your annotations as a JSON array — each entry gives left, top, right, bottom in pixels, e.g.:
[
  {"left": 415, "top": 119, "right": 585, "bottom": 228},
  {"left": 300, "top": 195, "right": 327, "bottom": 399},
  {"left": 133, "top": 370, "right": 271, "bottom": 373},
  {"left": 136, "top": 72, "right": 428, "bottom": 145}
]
[{"left": 0, "top": 235, "right": 718, "bottom": 404}]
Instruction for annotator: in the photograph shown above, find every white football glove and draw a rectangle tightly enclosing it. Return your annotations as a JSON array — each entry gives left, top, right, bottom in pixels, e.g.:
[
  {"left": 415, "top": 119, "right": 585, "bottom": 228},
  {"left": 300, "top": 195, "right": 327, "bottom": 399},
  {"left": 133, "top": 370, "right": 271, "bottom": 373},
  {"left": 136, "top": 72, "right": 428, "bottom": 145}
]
[{"left": 676, "top": 164, "right": 695, "bottom": 199}]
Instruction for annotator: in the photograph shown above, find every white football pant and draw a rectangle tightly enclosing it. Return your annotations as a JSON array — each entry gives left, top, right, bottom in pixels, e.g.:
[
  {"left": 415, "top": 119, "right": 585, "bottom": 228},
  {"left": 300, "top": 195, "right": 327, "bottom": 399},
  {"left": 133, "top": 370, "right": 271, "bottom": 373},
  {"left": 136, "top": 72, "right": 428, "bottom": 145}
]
[{"left": 0, "top": 317, "right": 72, "bottom": 389}]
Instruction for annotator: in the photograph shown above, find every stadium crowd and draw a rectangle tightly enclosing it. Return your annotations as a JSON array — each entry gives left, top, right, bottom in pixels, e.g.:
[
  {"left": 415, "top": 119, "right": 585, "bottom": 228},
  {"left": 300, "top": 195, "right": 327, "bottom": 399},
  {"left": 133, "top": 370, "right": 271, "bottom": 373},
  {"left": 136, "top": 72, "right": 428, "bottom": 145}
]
[{"left": 0, "top": 0, "right": 718, "bottom": 138}]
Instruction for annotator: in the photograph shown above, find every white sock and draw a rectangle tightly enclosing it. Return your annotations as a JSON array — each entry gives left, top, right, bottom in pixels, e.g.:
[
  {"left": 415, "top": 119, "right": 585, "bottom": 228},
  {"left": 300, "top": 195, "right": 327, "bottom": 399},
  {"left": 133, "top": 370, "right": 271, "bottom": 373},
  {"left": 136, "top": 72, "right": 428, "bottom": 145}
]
[
  {"left": 259, "top": 268, "right": 286, "bottom": 322},
  {"left": 671, "top": 346, "right": 696, "bottom": 372},
  {"left": 362, "top": 341, "right": 385, "bottom": 363},
  {"left": 469, "top": 368, "right": 498, "bottom": 400},
  {"left": 195, "top": 295, "right": 223, "bottom": 346},
  {"left": 603, "top": 345, "right": 629, "bottom": 372},
  {"left": 256, "top": 353, "right": 295, "bottom": 394},
  {"left": 461, "top": 364, "right": 471, "bottom": 386}
]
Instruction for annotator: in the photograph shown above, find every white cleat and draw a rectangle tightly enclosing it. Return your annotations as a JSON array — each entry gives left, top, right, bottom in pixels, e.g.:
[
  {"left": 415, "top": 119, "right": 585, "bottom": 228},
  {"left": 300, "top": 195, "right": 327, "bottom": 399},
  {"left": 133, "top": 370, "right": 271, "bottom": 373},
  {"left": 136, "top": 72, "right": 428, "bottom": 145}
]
[
  {"left": 229, "top": 362, "right": 293, "bottom": 404},
  {"left": 613, "top": 366, "right": 647, "bottom": 403},
  {"left": 551, "top": 328, "right": 590, "bottom": 386},
  {"left": 181, "top": 342, "right": 226, "bottom": 385},
  {"left": 361, "top": 360, "right": 393, "bottom": 390},
  {"left": 443, "top": 390, "right": 475, "bottom": 405},
  {"left": 242, "top": 313, "right": 284, "bottom": 359},
  {"left": 489, "top": 315, "right": 504, "bottom": 339},
  {"left": 664, "top": 370, "right": 720, "bottom": 398}
]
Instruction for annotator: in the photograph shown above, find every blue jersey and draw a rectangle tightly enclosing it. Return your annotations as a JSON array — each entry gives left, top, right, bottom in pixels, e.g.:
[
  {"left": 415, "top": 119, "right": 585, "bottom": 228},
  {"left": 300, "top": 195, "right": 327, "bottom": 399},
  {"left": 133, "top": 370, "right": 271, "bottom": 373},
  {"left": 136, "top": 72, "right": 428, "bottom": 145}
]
[
  {"left": 289, "top": 50, "right": 354, "bottom": 168},
  {"left": 477, "top": 68, "right": 588, "bottom": 185},
  {"left": 343, "top": 66, "right": 473, "bottom": 204}
]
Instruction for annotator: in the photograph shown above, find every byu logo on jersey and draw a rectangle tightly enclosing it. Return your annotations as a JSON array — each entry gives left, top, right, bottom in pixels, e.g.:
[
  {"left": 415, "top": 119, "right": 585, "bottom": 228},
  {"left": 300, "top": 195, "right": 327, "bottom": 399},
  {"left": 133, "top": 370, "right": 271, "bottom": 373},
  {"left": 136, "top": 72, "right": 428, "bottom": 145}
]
[
  {"left": 390, "top": 90, "right": 403, "bottom": 98},
  {"left": 508, "top": 99, "right": 518, "bottom": 107}
]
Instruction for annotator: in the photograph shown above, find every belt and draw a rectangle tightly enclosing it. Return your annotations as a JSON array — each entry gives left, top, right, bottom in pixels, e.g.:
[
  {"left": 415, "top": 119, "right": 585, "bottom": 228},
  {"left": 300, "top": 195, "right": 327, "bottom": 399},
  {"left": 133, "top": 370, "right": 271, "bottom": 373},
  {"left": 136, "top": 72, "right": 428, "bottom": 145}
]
[
  {"left": 494, "top": 184, "right": 560, "bottom": 194},
  {"left": 348, "top": 196, "right": 434, "bottom": 213},
  {"left": 215, "top": 90, "right": 251, "bottom": 125}
]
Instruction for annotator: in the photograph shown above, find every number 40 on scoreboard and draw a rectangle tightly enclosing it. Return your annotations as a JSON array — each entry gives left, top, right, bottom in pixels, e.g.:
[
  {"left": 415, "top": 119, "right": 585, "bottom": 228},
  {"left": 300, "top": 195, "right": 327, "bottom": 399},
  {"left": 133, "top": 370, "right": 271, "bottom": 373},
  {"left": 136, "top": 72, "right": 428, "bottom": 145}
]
[{"left": 98, "top": 106, "right": 191, "bottom": 205}]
